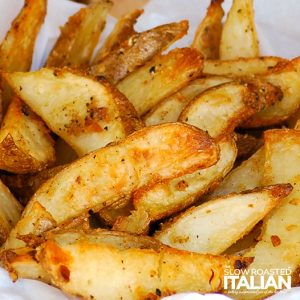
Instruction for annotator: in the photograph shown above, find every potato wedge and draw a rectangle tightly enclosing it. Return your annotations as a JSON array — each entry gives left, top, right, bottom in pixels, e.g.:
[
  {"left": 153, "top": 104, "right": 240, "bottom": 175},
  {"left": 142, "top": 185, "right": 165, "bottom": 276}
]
[
  {"left": 0, "top": 180, "right": 23, "bottom": 245},
  {"left": 4, "top": 123, "right": 218, "bottom": 249},
  {"left": 206, "top": 147, "right": 265, "bottom": 200},
  {"left": 113, "top": 136, "right": 236, "bottom": 234},
  {"left": 89, "top": 21, "right": 188, "bottom": 84},
  {"left": 155, "top": 184, "right": 291, "bottom": 255},
  {"left": 4, "top": 68, "right": 143, "bottom": 156},
  {"left": 117, "top": 48, "right": 203, "bottom": 116},
  {"left": 36, "top": 230, "right": 251, "bottom": 299},
  {"left": 144, "top": 76, "right": 232, "bottom": 126},
  {"left": 0, "top": 247, "right": 50, "bottom": 282},
  {"left": 179, "top": 79, "right": 282, "bottom": 140},
  {"left": 220, "top": 0, "right": 259, "bottom": 60},
  {"left": 0, "top": 96, "right": 55, "bottom": 174},
  {"left": 203, "top": 57, "right": 286, "bottom": 77},
  {"left": 93, "top": 9, "right": 143, "bottom": 63},
  {"left": 0, "top": 0, "right": 46, "bottom": 73},
  {"left": 46, "top": 1, "right": 112, "bottom": 68},
  {"left": 231, "top": 129, "right": 300, "bottom": 299},
  {"left": 192, "top": 0, "right": 224, "bottom": 59},
  {"left": 244, "top": 58, "right": 300, "bottom": 127}
]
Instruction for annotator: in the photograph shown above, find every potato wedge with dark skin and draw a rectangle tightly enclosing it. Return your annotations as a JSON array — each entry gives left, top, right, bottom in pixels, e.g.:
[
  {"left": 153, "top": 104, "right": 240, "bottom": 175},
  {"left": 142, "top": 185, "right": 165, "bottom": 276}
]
[
  {"left": 203, "top": 57, "right": 287, "bottom": 77},
  {"left": 89, "top": 21, "right": 189, "bottom": 84},
  {"left": 93, "top": 9, "right": 143, "bottom": 63},
  {"left": 192, "top": 0, "right": 224, "bottom": 59},
  {"left": 0, "top": 96, "right": 55, "bottom": 174},
  {"left": 155, "top": 184, "right": 292, "bottom": 255},
  {"left": 46, "top": 1, "right": 112, "bottom": 68},
  {"left": 4, "top": 68, "right": 143, "bottom": 156},
  {"left": 0, "top": 0, "right": 46, "bottom": 113},
  {"left": 117, "top": 48, "right": 204, "bottom": 116},
  {"left": 143, "top": 76, "right": 232, "bottom": 126},
  {"left": 3, "top": 123, "right": 218, "bottom": 249},
  {"left": 229, "top": 129, "right": 300, "bottom": 299},
  {"left": 0, "top": 180, "right": 23, "bottom": 246},
  {"left": 244, "top": 58, "right": 300, "bottom": 127},
  {"left": 35, "top": 230, "right": 251, "bottom": 300},
  {"left": 220, "top": 0, "right": 259, "bottom": 60}
]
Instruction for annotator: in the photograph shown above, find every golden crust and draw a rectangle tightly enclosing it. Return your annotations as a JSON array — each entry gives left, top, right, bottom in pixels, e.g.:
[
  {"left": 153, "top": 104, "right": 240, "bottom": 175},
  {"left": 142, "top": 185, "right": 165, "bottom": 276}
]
[
  {"left": 89, "top": 21, "right": 189, "bottom": 84},
  {"left": 46, "top": 1, "right": 112, "bottom": 68},
  {"left": 192, "top": 0, "right": 224, "bottom": 59},
  {"left": 0, "top": 96, "right": 55, "bottom": 174}
]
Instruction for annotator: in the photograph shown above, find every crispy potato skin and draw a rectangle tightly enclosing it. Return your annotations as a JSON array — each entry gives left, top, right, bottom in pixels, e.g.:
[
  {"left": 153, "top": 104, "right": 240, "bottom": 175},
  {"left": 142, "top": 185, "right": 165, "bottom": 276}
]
[
  {"left": 4, "top": 68, "right": 143, "bottom": 156},
  {"left": 0, "top": 96, "right": 55, "bottom": 174},
  {"left": 93, "top": 9, "right": 143, "bottom": 63},
  {"left": 192, "top": 0, "right": 224, "bottom": 59},
  {"left": 244, "top": 58, "right": 300, "bottom": 127},
  {"left": 203, "top": 57, "right": 287, "bottom": 76},
  {"left": 117, "top": 48, "right": 204, "bottom": 116},
  {"left": 89, "top": 21, "right": 189, "bottom": 84},
  {"left": 155, "top": 184, "right": 292, "bottom": 255},
  {"left": 235, "top": 133, "right": 262, "bottom": 160},
  {"left": 220, "top": 0, "right": 259, "bottom": 60},
  {"left": 4, "top": 123, "right": 218, "bottom": 249},
  {"left": 46, "top": 1, "right": 112, "bottom": 68},
  {"left": 0, "top": 0, "right": 46, "bottom": 73},
  {"left": 36, "top": 231, "right": 251, "bottom": 300},
  {"left": 0, "top": 180, "right": 23, "bottom": 245}
]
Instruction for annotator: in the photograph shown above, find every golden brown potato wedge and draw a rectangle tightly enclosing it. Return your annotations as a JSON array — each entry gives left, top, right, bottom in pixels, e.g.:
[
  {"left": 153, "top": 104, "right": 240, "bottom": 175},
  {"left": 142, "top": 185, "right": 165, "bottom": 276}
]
[
  {"left": 220, "top": 0, "right": 259, "bottom": 60},
  {"left": 155, "top": 184, "right": 291, "bottom": 255},
  {"left": 0, "top": 0, "right": 46, "bottom": 113},
  {"left": 144, "top": 76, "right": 232, "bottom": 126},
  {"left": 0, "top": 96, "right": 55, "bottom": 174},
  {"left": 244, "top": 58, "right": 300, "bottom": 127},
  {"left": 46, "top": 1, "right": 112, "bottom": 68},
  {"left": 192, "top": 0, "right": 224, "bottom": 59},
  {"left": 4, "top": 68, "right": 143, "bottom": 156},
  {"left": 117, "top": 48, "right": 203, "bottom": 116},
  {"left": 206, "top": 147, "right": 265, "bottom": 200},
  {"left": 0, "top": 0, "right": 46, "bottom": 73},
  {"left": 179, "top": 79, "right": 282, "bottom": 140},
  {"left": 36, "top": 230, "right": 251, "bottom": 299},
  {"left": 89, "top": 21, "right": 189, "bottom": 84},
  {"left": 0, "top": 247, "right": 50, "bottom": 282},
  {"left": 232, "top": 129, "right": 300, "bottom": 299},
  {"left": 4, "top": 123, "right": 218, "bottom": 249},
  {"left": 203, "top": 57, "right": 286, "bottom": 76},
  {"left": 0, "top": 180, "right": 23, "bottom": 245},
  {"left": 113, "top": 136, "right": 236, "bottom": 234},
  {"left": 93, "top": 9, "right": 143, "bottom": 63}
]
